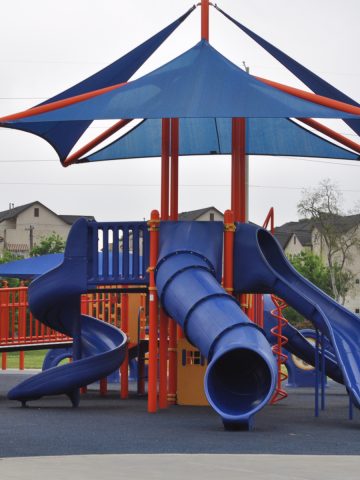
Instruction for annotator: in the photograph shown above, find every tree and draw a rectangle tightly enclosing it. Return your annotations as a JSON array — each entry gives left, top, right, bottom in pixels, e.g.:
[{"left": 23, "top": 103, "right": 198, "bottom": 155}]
[
  {"left": 297, "top": 179, "right": 360, "bottom": 305},
  {"left": 30, "top": 233, "right": 66, "bottom": 257},
  {"left": 286, "top": 250, "right": 332, "bottom": 328}
]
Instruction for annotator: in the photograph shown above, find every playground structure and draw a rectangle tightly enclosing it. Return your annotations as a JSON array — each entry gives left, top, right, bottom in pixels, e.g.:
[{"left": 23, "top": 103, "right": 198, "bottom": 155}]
[{"left": 1, "top": 1, "right": 360, "bottom": 430}]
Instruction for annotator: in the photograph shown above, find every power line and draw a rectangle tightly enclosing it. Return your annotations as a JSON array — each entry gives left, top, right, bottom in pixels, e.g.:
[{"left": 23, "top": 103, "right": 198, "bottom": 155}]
[{"left": 0, "top": 181, "right": 359, "bottom": 193}]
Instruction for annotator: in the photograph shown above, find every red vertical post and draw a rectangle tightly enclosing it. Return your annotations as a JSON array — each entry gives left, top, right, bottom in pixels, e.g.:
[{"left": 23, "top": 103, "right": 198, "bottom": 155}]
[
  {"left": 231, "top": 118, "right": 247, "bottom": 223},
  {"left": 18, "top": 284, "right": 27, "bottom": 370},
  {"left": 159, "top": 118, "right": 170, "bottom": 409},
  {"left": 168, "top": 118, "right": 179, "bottom": 405},
  {"left": 223, "top": 210, "right": 235, "bottom": 296},
  {"left": 201, "top": 0, "right": 209, "bottom": 41},
  {"left": 0, "top": 282, "right": 9, "bottom": 369},
  {"left": 170, "top": 118, "right": 179, "bottom": 221},
  {"left": 148, "top": 210, "right": 160, "bottom": 412},
  {"left": 120, "top": 292, "right": 129, "bottom": 399}
]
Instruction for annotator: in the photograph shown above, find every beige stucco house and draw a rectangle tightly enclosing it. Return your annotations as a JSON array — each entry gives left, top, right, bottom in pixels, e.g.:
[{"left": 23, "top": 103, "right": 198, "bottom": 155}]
[{"left": 0, "top": 201, "right": 94, "bottom": 258}]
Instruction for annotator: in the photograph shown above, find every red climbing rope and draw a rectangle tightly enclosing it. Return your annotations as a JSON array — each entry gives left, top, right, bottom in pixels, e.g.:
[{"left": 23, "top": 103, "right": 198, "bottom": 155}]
[{"left": 270, "top": 294, "right": 289, "bottom": 404}]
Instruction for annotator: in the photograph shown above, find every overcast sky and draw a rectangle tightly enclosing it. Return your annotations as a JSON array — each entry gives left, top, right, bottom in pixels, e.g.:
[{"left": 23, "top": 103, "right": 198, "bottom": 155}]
[{"left": 0, "top": 0, "right": 359, "bottom": 226}]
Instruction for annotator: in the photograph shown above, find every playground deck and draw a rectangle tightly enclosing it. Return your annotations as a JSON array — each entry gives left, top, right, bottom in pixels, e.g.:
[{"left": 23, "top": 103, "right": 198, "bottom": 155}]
[{"left": 1, "top": 371, "right": 359, "bottom": 458}]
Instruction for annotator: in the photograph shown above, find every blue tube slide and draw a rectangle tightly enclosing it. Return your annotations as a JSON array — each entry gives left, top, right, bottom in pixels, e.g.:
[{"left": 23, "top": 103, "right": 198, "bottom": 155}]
[
  {"left": 155, "top": 222, "right": 277, "bottom": 429},
  {"left": 263, "top": 295, "right": 343, "bottom": 385},
  {"left": 234, "top": 223, "right": 360, "bottom": 407},
  {"left": 8, "top": 219, "right": 127, "bottom": 405}
]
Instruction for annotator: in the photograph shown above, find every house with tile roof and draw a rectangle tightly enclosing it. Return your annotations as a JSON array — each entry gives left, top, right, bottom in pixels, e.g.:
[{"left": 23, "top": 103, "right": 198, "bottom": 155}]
[{"left": 0, "top": 201, "right": 94, "bottom": 258}]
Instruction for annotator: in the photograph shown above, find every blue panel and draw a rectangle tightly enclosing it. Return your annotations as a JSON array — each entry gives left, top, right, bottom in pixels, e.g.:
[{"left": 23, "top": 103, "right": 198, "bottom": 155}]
[
  {"left": 1, "top": 8, "right": 194, "bottom": 162},
  {"left": 87, "top": 221, "right": 149, "bottom": 286},
  {"left": 216, "top": 6, "right": 360, "bottom": 136},
  {"left": 233, "top": 222, "right": 360, "bottom": 409},
  {"left": 10, "top": 41, "right": 359, "bottom": 123},
  {"left": 85, "top": 117, "right": 358, "bottom": 162}
]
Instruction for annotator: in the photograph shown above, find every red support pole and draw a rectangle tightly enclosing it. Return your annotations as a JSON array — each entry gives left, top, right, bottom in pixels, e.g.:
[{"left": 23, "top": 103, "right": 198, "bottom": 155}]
[
  {"left": 120, "top": 292, "right": 129, "bottom": 399},
  {"left": 256, "top": 76, "right": 360, "bottom": 116},
  {"left": 148, "top": 210, "right": 160, "bottom": 413},
  {"left": 64, "top": 119, "right": 132, "bottom": 166},
  {"left": 298, "top": 118, "right": 360, "bottom": 155},
  {"left": 0, "top": 82, "right": 127, "bottom": 123},
  {"left": 168, "top": 118, "right": 179, "bottom": 405},
  {"left": 159, "top": 118, "right": 170, "bottom": 409},
  {"left": 161, "top": 119, "right": 170, "bottom": 220},
  {"left": 201, "top": 0, "right": 209, "bottom": 41},
  {"left": 0, "top": 283, "right": 9, "bottom": 370},
  {"left": 18, "top": 286, "right": 27, "bottom": 370},
  {"left": 223, "top": 210, "right": 235, "bottom": 296},
  {"left": 231, "top": 118, "right": 247, "bottom": 223},
  {"left": 170, "top": 118, "right": 179, "bottom": 221}
]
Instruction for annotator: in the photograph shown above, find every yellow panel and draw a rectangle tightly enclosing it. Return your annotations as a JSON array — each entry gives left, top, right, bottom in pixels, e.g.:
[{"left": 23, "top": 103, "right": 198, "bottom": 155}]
[
  {"left": 177, "top": 338, "right": 209, "bottom": 406},
  {"left": 127, "top": 293, "right": 142, "bottom": 344}
]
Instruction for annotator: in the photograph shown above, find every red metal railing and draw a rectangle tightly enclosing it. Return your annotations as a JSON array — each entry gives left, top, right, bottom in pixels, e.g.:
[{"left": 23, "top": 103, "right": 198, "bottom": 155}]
[{"left": 0, "top": 285, "right": 124, "bottom": 370}]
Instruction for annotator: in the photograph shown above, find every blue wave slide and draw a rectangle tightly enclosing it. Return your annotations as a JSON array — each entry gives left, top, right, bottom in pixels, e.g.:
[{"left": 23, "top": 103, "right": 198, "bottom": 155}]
[
  {"left": 8, "top": 219, "right": 128, "bottom": 405},
  {"left": 156, "top": 222, "right": 277, "bottom": 430},
  {"left": 234, "top": 223, "right": 360, "bottom": 407},
  {"left": 263, "top": 295, "right": 343, "bottom": 385}
]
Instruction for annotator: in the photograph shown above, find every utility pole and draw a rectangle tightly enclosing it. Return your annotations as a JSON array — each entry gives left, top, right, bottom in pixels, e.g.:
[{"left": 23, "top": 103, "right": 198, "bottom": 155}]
[{"left": 25, "top": 225, "right": 34, "bottom": 252}]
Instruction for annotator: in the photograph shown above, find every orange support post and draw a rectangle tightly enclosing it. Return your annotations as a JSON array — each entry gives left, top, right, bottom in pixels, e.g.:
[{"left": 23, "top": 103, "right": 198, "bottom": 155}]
[
  {"left": 263, "top": 207, "right": 275, "bottom": 234},
  {"left": 170, "top": 118, "right": 179, "bottom": 221},
  {"left": 64, "top": 119, "right": 132, "bottom": 166},
  {"left": 231, "top": 118, "right": 247, "bottom": 223},
  {"left": 256, "top": 76, "right": 360, "bottom": 116},
  {"left": 159, "top": 118, "right": 170, "bottom": 409},
  {"left": 18, "top": 285, "right": 27, "bottom": 370},
  {"left": 148, "top": 210, "right": 160, "bottom": 412},
  {"left": 298, "top": 118, "right": 360, "bottom": 155},
  {"left": 0, "top": 282, "right": 9, "bottom": 369},
  {"left": 201, "top": 0, "right": 209, "bottom": 41},
  {"left": 168, "top": 118, "right": 179, "bottom": 405},
  {"left": 120, "top": 292, "right": 129, "bottom": 399},
  {"left": 0, "top": 82, "right": 127, "bottom": 123},
  {"left": 99, "top": 377, "right": 108, "bottom": 396},
  {"left": 223, "top": 210, "right": 235, "bottom": 296}
]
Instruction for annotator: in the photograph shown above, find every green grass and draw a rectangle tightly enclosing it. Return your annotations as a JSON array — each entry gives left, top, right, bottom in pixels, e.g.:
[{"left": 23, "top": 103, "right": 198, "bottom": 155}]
[{"left": 4, "top": 350, "right": 49, "bottom": 369}]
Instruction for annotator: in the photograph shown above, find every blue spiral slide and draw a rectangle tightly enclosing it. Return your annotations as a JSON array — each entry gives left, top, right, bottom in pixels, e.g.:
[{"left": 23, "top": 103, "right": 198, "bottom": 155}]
[
  {"left": 156, "top": 221, "right": 277, "bottom": 430},
  {"left": 8, "top": 220, "right": 127, "bottom": 406},
  {"left": 234, "top": 223, "right": 360, "bottom": 408}
]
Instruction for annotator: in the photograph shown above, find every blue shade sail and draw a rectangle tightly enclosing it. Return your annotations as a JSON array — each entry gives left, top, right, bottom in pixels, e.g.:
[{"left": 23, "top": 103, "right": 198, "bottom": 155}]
[
  {"left": 0, "top": 8, "right": 195, "bottom": 163},
  {"left": 82, "top": 117, "right": 359, "bottom": 163},
  {"left": 7, "top": 41, "right": 360, "bottom": 123},
  {"left": 215, "top": 6, "right": 360, "bottom": 136}
]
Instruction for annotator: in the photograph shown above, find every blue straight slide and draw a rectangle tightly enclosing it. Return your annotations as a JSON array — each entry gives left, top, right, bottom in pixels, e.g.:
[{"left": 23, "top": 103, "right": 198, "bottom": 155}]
[
  {"left": 155, "top": 221, "right": 277, "bottom": 430},
  {"left": 234, "top": 223, "right": 360, "bottom": 407},
  {"left": 8, "top": 219, "right": 127, "bottom": 405},
  {"left": 263, "top": 295, "right": 343, "bottom": 385}
]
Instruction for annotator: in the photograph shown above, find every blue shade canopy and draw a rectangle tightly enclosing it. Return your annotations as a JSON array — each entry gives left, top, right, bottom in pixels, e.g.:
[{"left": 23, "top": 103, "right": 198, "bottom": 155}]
[
  {"left": 1, "top": 8, "right": 194, "bottom": 163},
  {"left": 216, "top": 6, "right": 360, "bottom": 136},
  {"left": 8, "top": 41, "right": 360, "bottom": 123},
  {"left": 83, "top": 117, "right": 359, "bottom": 162},
  {"left": 0, "top": 254, "right": 64, "bottom": 279}
]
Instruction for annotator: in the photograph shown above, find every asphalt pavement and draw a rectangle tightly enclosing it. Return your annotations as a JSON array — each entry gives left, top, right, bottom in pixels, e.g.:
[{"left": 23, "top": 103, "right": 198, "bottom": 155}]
[{"left": 1, "top": 370, "right": 360, "bottom": 458}]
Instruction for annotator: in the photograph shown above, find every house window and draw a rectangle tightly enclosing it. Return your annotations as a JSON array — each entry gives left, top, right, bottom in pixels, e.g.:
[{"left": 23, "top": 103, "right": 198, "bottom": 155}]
[
  {"left": 209, "top": 213, "right": 215, "bottom": 221},
  {"left": 356, "top": 309, "right": 360, "bottom": 314},
  {"left": 356, "top": 279, "right": 360, "bottom": 284},
  {"left": 34, "top": 208, "right": 39, "bottom": 218},
  {"left": 293, "top": 236, "right": 297, "bottom": 244}
]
